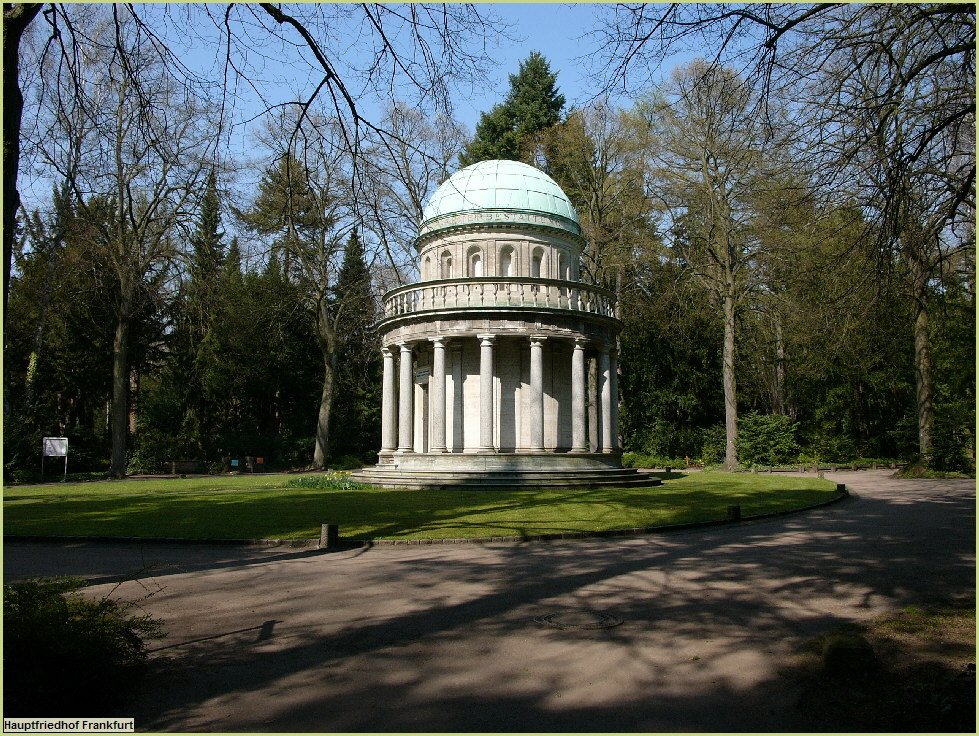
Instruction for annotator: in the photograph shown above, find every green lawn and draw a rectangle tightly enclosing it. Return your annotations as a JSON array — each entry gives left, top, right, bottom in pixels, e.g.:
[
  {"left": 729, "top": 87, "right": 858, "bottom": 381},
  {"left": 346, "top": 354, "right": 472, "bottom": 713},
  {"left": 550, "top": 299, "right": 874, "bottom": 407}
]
[{"left": 2, "top": 472, "right": 840, "bottom": 541}]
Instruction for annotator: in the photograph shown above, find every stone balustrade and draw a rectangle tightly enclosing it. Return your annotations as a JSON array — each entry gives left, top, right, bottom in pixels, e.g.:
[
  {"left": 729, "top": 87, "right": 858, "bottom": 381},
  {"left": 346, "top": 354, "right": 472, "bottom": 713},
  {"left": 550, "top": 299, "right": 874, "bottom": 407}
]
[{"left": 383, "top": 278, "right": 617, "bottom": 320}]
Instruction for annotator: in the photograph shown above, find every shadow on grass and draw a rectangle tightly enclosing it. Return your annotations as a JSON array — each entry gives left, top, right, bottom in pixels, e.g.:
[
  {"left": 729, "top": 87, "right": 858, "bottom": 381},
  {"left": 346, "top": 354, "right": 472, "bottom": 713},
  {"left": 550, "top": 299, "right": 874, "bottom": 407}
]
[{"left": 2, "top": 476, "right": 837, "bottom": 543}]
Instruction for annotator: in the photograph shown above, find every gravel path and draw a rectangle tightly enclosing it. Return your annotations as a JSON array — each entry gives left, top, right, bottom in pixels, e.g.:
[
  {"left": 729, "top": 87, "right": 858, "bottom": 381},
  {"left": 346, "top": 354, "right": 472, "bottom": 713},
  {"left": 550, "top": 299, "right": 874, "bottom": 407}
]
[{"left": 4, "top": 470, "right": 974, "bottom": 731}]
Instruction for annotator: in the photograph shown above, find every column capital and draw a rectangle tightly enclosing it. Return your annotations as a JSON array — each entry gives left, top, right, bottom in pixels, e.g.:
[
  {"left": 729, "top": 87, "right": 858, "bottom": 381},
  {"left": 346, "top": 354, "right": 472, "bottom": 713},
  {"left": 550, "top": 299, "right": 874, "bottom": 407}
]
[
  {"left": 398, "top": 341, "right": 413, "bottom": 353},
  {"left": 477, "top": 333, "right": 495, "bottom": 346},
  {"left": 573, "top": 337, "right": 588, "bottom": 350},
  {"left": 429, "top": 336, "right": 448, "bottom": 347},
  {"left": 381, "top": 345, "right": 395, "bottom": 357},
  {"left": 529, "top": 334, "right": 548, "bottom": 346}
]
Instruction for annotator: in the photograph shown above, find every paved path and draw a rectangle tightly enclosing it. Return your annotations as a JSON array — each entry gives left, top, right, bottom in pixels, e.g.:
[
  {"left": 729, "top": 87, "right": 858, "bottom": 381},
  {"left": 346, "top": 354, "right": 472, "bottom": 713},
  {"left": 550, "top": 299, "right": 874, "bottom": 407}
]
[{"left": 4, "top": 471, "right": 975, "bottom": 731}]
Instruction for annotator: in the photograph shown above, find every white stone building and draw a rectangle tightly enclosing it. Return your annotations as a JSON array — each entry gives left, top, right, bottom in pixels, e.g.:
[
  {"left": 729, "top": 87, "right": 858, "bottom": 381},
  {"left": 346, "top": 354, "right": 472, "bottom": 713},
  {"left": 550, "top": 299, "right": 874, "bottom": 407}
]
[{"left": 354, "top": 160, "right": 657, "bottom": 488}]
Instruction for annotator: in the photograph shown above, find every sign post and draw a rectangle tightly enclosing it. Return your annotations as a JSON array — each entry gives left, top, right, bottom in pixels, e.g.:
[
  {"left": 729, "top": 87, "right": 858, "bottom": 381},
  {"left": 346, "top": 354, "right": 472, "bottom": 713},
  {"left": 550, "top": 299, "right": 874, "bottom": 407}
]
[{"left": 42, "top": 437, "right": 69, "bottom": 481}]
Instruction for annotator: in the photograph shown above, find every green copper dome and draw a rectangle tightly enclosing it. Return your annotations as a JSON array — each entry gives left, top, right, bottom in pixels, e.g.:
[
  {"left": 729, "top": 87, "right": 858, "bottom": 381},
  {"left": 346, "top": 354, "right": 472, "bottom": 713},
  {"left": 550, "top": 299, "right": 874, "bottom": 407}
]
[{"left": 420, "top": 160, "right": 581, "bottom": 239}]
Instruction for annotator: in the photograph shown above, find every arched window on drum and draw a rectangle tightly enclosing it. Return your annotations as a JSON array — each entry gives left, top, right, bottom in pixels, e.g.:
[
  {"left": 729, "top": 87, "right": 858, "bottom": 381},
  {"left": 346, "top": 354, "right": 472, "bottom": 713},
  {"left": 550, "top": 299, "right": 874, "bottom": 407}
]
[
  {"left": 558, "top": 251, "right": 570, "bottom": 280},
  {"left": 440, "top": 250, "right": 453, "bottom": 279},
  {"left": 467, "top": 246, "right": 483, "bottom": 277},
  {"left": 499, "top": 245, "right": 514, "bottom": 277},
  {"left": 531, "top": 247, "right": 545, "bottom": 279}
]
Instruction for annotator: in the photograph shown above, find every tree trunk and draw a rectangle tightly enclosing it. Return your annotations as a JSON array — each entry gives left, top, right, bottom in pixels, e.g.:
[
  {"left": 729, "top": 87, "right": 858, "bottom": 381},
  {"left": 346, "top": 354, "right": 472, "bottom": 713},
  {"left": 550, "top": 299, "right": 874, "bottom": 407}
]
[
  {"left": 723, "top": 292, "right": 738, "bottom": 469},
  {"left": 312, "top": 348, "right": 335, "bottom": 469},
  {"left": 2, "top": 4, "right": 41, "bottom": 333},
  {"left": 110, "top": 304, "right": 132, "bottom": 477},
  {"left": 909, "top": 258, "right": 934, "bottom": 464},
  {"left": 312, "top": 298, "right": 337, "bottom": 469},
  {"left": 773, "top": 317, "right": 786, "bottom": 416},
  {"left": 25, "top": 244, "right": 60, "bottom": 404}
]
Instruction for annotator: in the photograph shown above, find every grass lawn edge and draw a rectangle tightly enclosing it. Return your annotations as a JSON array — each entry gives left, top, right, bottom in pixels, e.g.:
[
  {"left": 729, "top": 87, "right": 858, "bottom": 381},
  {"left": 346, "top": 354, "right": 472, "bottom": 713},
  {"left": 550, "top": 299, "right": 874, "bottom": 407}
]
[{"left": 3, "top": 485, "right": 849, "bottom": 548}]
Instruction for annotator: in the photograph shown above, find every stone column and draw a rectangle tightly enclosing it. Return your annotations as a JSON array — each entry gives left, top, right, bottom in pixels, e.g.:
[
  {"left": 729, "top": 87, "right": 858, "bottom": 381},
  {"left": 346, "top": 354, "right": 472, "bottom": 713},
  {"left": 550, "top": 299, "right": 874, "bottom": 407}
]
[
  {"left": 477, "top": 334, "right": 495, "bottom": 453},
  {"left": 429, "top": 337, "right": 447, "bottom": 453},
  {"left": 397, "top": 342, "right": 414, "bottom": 452},
  {"left": 599, "top": 345, "right": 613, "bottom": 453},
  {"left": 609, "top": 348, "right": 620, "bottom": 452},
  {"left": 571, "top": 338, "right": 587, "bottom": 452},
  {"left": 529, "top": 336, "right": 546, "bottom": 450},
  {"left": 380, "top": 347, "right": 397, "bottom": 452}
]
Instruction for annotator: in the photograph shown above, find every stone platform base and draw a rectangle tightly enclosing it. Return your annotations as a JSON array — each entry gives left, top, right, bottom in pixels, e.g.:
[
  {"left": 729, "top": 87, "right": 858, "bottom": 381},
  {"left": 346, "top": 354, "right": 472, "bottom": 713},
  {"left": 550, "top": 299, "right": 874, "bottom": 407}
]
[{"left": 351, "top": 452, "right": 661, "bottom": 490}]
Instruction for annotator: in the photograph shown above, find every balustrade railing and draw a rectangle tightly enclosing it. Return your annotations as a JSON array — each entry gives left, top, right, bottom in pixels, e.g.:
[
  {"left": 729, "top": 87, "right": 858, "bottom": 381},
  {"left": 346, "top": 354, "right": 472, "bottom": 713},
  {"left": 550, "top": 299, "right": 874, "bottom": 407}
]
[{"left": 383, "top": 278, "right": 617, "bottom": 320}]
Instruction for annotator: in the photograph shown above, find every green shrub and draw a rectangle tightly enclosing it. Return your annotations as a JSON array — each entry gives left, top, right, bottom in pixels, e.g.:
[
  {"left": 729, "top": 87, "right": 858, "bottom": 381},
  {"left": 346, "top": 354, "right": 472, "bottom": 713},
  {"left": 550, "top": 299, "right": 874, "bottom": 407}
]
[
  {"left": 629, "top": 420, "right": 706, "bottom": 463},
  {"left": 736, "top": 412, "right": 800, "bottom": 466},
  {"left": 287, "top": 471, "right": 370, "bottom": 490},
  {"left": 621, "top": 452, "right": 688, "bottom": 469},
  {"left": 328, "top": 454, "right": 366, "bottom": 471},
  {"left": 799, "top": 432, "right": 858, "bottom": 464},
  {"left": 699, "top": 425, "right": 727, "bottom": 465},
  {"left": 3, "top": 577, "right": 164, "bottom": 716},
  {"left": 930, "top": 412, "right": 975, "bottom": 474}
]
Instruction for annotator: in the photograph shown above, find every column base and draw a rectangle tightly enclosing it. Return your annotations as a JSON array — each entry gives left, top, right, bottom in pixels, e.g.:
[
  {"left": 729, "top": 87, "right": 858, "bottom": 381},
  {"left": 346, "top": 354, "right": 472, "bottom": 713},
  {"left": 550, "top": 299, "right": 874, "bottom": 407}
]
[
  {"left": 476, "top": 448, "right": 496, "bottom": 455},
  {"left": 569, "top": 447, "right": 589, "bottom": 454}
]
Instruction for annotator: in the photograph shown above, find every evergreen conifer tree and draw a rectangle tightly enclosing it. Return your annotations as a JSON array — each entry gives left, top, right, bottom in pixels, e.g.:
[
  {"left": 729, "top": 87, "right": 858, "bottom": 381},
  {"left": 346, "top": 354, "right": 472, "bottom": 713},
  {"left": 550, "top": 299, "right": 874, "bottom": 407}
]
[
  {"left": 330, "top": 227, "right": 381, "bottom": 460},
  {"left": 175, "top": 168, "right": 226, "bottom": 461},
  {"left": 459, "top": 51, "right": 565, "bottom": 167}
]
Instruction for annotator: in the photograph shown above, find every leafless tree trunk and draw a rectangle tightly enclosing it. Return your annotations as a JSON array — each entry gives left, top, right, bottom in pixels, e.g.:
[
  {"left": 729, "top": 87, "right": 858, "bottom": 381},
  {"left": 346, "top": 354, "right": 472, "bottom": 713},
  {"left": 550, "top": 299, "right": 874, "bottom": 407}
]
[
  {"left": 773, "top": 317, "right": 786, "bottom": 416},
  {"left": 908, "top": 246, "right": 935, "bottom": 463},
  {"left": 110, "top": 293, "right": 132, "bottom": 475},
  {"left": 3, "top": 3, "right": 42, "bottom": 333},
  {"left": 313, "top": 297, "right": 337, "bottom": 468},
  {"left": 722, "top": 291, "right": 738, "bottom": 469}
]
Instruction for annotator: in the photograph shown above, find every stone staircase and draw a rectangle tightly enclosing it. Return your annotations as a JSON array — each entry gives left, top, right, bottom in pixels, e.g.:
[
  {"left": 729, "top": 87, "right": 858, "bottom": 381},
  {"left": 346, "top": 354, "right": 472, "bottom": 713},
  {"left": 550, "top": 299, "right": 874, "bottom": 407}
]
[{"left": 349, "top": 465, "right": 662, "bottom": 490}]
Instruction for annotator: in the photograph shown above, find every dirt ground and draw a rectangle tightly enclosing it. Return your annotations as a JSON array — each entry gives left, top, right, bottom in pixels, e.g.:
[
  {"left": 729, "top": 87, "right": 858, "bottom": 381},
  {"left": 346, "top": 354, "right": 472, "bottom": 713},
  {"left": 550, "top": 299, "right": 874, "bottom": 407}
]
[{"left": 791, "top": 597, "right": 975, "bottom": 732}]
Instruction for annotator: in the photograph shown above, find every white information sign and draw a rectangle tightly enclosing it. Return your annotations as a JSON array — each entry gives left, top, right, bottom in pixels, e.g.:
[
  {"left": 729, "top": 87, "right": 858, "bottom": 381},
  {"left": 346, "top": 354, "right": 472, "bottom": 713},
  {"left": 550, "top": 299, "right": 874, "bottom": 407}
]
[
  {"left": 41, "top": 437, "right": 69, "bottom": 480},
  {"left": 42, "top": 437, "right": 68, "bottom": 457}
]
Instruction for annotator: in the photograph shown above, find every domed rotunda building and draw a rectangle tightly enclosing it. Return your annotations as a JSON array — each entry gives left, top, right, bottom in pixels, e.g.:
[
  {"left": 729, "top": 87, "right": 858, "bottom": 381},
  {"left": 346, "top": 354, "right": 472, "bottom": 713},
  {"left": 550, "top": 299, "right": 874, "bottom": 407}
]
[{"left": 354, "top": 160, "right": 657, "bottom": 488}]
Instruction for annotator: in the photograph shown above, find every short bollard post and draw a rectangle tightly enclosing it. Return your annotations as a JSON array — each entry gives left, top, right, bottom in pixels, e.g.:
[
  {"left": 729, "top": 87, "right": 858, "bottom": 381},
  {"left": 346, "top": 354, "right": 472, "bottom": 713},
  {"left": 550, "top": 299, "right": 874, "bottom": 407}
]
[
  {"left": 836, "top": 483, "right": 848, "bottom": 495},
  {"left": 320, "top": 523, "right": 339, "bottom": 550},
  {"left": 664, "top": 467, "right": 672, "bottom": 474},
  {"left": 727, "top": 505, "right": 741, "bottom": 521}
]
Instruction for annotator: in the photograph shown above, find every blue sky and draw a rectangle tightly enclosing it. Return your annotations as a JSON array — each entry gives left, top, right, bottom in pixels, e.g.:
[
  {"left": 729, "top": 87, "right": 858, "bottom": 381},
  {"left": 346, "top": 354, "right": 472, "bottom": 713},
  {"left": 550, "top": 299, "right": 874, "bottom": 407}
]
[
  {"left": 451, "top": 3, "right": 612, "bottom": 128},
  {"left": 22, "top": 4, "right": 691, "bottom": 212}
]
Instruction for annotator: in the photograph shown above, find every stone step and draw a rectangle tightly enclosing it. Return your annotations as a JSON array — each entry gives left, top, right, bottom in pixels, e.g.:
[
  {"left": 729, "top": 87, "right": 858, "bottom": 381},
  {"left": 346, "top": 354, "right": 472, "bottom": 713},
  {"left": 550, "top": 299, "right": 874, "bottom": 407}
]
[{"left": 349, "top": 467, "right": 662, "bottom": 490}]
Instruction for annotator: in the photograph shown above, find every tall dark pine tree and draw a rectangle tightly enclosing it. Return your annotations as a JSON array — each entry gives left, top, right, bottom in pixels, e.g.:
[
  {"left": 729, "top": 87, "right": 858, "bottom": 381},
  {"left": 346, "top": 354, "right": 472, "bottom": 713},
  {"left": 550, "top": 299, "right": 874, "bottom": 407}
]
[
  {"left": 459, "top": 51, "right": 565, "bottom": 167},
  {"left": 330, "top": 227, "right": 381, "bottom": 460},
  {"left": 179, "top": 168, "right": 225, "bottom": 460}
]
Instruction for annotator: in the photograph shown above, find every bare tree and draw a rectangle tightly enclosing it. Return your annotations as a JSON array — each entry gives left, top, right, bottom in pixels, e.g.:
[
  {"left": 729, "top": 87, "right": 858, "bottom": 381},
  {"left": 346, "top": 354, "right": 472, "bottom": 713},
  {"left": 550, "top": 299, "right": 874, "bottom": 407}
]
[
  {"left": 545, "top": 100, "right": 655, "bottom": 289},
  {"left": 590, "top": 2, "right": 975, "bottom": 465},
  {"left": 33, "top": 6, "right": 215, "bottom": 476},
  {"left": 839, "top": 31, "right": 975, "bottom": 462},
  {"left": 8, "top": 1, "right": 507, "bottom": 341},
  {"left": 637, "top": 61, "right": 773, "bottom": 469},
  {"left": 240, "top": 112, "right": 362, "bottom": 469},
  {"left": 359, "top": 101, "right": 468, "bottom": 290},
  {"left": 3, "top": 3, "right": 43, "bottom": 331}
]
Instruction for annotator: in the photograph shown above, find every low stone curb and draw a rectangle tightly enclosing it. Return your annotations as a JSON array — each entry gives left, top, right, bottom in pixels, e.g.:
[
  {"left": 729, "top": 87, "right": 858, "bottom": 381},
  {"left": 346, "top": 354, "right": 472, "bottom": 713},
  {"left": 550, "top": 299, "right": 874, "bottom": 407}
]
[{"left": 4, "top": 486, "right": 849, "bottom": 550}]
